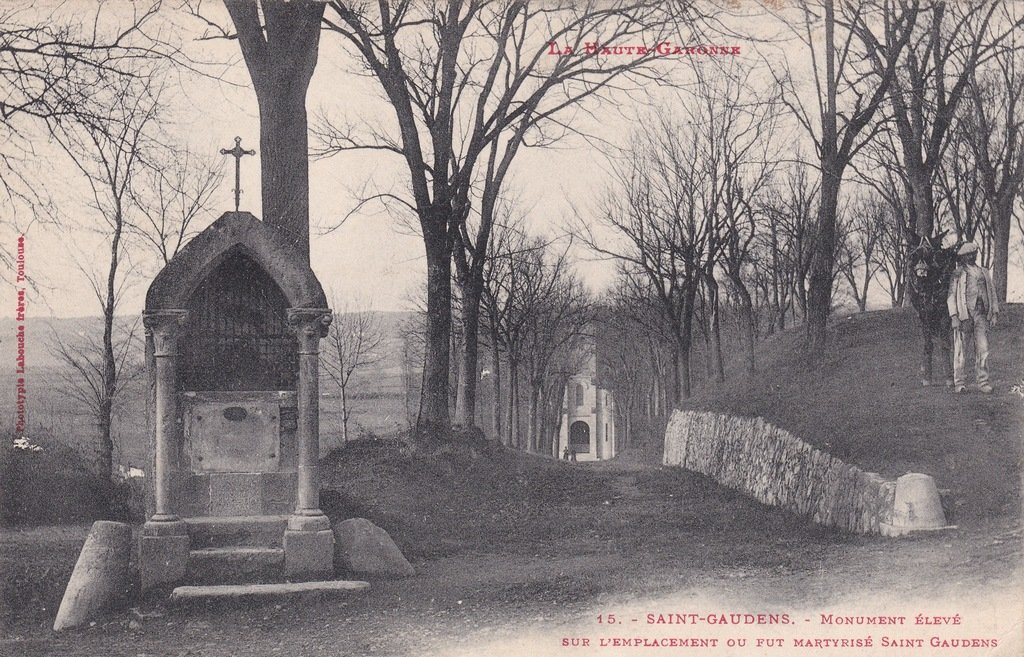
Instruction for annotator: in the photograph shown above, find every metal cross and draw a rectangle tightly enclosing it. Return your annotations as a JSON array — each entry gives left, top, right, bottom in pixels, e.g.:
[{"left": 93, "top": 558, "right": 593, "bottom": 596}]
[{"left": 220, "top": 136, "right": 256, "bottom": 212}]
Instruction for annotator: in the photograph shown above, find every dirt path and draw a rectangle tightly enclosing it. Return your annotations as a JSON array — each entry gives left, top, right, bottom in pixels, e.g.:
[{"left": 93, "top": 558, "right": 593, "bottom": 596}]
[{"left": 4, "top": 458, "right": 1020, "bottom": 657}]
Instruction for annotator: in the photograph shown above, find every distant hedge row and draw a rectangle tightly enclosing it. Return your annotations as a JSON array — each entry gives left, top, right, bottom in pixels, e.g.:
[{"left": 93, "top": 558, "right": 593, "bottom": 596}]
[{"left": 663, "top": 410, "right": 896, "bottom": 534}]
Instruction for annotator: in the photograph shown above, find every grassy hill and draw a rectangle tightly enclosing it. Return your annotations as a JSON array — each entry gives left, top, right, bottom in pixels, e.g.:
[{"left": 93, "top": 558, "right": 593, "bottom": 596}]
[{"left": 679, "top": 304, "right": 1024, "bottom": 526}]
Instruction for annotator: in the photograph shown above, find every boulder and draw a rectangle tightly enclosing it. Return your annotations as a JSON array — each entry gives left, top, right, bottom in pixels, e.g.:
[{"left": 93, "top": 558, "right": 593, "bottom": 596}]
[
  {"left": 53, "top": 521, "right": 132, "bottom": 631},
  {"left": 332, "top": 518, "right": 415, "bottom": 577}
]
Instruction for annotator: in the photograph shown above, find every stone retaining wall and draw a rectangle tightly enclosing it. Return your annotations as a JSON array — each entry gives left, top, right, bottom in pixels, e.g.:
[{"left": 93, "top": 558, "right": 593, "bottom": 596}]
[{"left": 663, "top": 410, "right": 896, "bottom": 534}]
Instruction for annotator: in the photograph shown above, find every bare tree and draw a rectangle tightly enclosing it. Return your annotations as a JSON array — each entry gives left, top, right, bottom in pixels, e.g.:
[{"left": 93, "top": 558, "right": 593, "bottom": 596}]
[
  {"left": 47, "top": 69, "right": 161, "bottom": 482},
  {"left": 51, "top": 317, "right": 145, "bottom": 463},
  {"left": 838, "top": 191, "right": 886, "bottom": 311},
  {"left": 315, "top": 0, "right": 684, "bottom": 434},
  {"left": 0, "top": 2, "right": 164, "bottom": 274},
  {"left": 754, "top": 161, "right": 820, "bottom": 332},
  {"left": 870, "top": 1, "right": 1021, "bottom": 240},
  {"left": 771, "top": 0, "right": 920, "bottom": 357},
  {"left": 484, "top": 228, "right": 550, "bottom": 448},
  {"left": 701, "top": 61, "right": 782, "bottom": 374},
  {"left": 320, "top": 299, "right": 384, "bottom": 446},
  {"left": 130, "top": 149, "right": 223, "bottom": 266},
  {"left": 874, "top": 202, "right": 911, "bottom": 307},
  {"left": 852, "top": 129, "right": 915, "bottom": 307},
  {"left": 583, "top": 110, "right": 718, "bottom": 402},
  {"left": 936, "top": 122, "right": 990, "bottom": 247},
  {"left": 962, "top": 25, "right": 1024, "bottom": 301},
  {"left": 519, "top": 248, "right": 592, "bottom": 454},
  {"left": 599, "top": 303, "right": 649, "bottom": 450}
]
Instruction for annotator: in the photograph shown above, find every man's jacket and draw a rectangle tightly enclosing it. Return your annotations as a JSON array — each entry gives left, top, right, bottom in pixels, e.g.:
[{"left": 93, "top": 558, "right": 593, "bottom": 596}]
[{"left": 947, "top": 264, "right": 999, "bottom": 323}]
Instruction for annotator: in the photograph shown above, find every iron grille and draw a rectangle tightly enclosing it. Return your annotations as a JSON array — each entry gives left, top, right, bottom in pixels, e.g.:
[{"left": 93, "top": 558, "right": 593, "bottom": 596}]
[{"left": 179, "top": 251, "right": 297, "bottom": 391}]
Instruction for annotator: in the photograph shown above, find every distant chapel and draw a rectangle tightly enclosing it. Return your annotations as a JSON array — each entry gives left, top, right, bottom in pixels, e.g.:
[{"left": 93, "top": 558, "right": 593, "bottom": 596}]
[{"left": 556, "top": 348, "right": 618, "bottom": 461}]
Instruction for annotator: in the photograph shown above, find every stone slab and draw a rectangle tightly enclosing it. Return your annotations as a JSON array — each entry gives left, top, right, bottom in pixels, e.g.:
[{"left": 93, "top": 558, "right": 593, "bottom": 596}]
[
  {"left": 170, "top": 580, "right": 369, "bottom": 602},
  {"left": 186, "top": 399, "right": 280, "bottom": 473},
  {"left": 261, "top": 472, "right": 297, "bottom": 515},
  {"left": 284, "top": 529, "right": 334, "bottom": 579},
  {"left": 186, "top": 546, "right": 284, "bottom": 584},
  {"left": 171, "top": 472, "right": 211, "bottom": 518},
  {"left": 210, "top": 473, "right": 262, "bottom": 516},
  {"left": 185, "top": 515, "right": 288, "bottom": 548}
]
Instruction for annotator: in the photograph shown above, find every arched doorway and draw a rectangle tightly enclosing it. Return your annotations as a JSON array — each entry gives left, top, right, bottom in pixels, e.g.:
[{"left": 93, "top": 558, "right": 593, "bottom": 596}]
[{"left": 569, "top": 420, "right": 590, "bottom": 454}]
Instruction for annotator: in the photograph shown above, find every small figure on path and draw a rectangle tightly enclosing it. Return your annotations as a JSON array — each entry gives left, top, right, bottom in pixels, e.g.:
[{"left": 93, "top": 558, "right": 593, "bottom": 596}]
[
  {"left": 563, "top": 445, "right": 570, "bottom": 460},
  {"left": 569, "top": 444, "right": 577, "bottom": 462},
  {"left": 946, "top": 242, "right": 999, "bottom": 394}
]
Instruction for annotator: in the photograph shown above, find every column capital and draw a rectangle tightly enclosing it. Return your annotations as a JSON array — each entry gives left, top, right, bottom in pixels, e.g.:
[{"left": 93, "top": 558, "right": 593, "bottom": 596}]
[
  {"left": 143, "top": 309, "right": 188, "bottom": 357},
  {"left": 287, "top": 307, "right": 332, "bottom": 351}
]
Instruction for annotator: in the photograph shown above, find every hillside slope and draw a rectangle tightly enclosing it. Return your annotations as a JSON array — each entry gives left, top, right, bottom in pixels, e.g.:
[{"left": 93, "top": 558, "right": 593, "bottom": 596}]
[{"left": 680, "top": 305, "right": 1024, "bottom": 525}]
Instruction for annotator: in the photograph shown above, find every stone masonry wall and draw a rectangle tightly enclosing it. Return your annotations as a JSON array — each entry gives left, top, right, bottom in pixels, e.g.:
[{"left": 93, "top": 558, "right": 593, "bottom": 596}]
[{"left": 663, "top": 410, "right": 896, "bottom": 534}]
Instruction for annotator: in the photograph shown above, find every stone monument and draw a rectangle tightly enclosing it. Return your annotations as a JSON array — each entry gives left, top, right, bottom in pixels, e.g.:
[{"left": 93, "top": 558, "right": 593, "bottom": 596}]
[{"left": 139, "top": 142, "right": 333, "bottom": 589}]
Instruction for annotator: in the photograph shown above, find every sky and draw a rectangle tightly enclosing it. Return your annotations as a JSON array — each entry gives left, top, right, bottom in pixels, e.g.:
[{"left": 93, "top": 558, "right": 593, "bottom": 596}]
[
  {"left": 14, "top": 1, "right": 627, "bottom": 317},
  {"left": 7, "top": 1, "right": 1024, "bottom": 320}
]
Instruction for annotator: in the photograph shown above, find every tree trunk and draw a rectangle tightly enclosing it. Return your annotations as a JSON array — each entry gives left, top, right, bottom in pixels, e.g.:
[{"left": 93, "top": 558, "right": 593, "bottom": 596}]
[
  {"left": 340, "top": 379, "right": 349, "bottom": 444},
  {"left": 507, "top": 357, "right": 519, "bottom": 448},
  {"left": 729, "top": 274, "right": 756, "bottom": 374},
  {"left": 676, "top": 343, "right": 691, "bottom": 401},
  {"left": 527, "top": 383, "right": 540, "bottom": 453},
  {"left": 449, "top": 324, "right": 460, "bottom": 418},
  {"left": 908, "top": 165, "right": 936, "bottom": 239},
  {"left": 259, "top": 87, "right": 311, "bottom": 257},
  {"left": 858, "top": 269, "right": 870, "bottom": 312},
  {"left": 490, "top": 335, "right": 503, "bottom": 444},
  {"left": 705, "top": 273, "right": 725, "bottom": 383},
  {"left": 455, "top": 280, "right": 484, "bottom": 426},
  {"left": 98, "top": 200, "right": 122, "bottom": 491},
  {"left": 808, "top": 0, "right": 841, "bottom": 359},
  {"left": 806, "top": 178, "right": 840, "bottom": 358},
  {"left": 991, "top": 200, "right": 1011, "bottom": 303},
  {"left": 675, "top": 283, "right": 697, "bottom": 401},
  {"left": 418, "top": 223, "right": 453, "bottom": 433},
  {"left": 225, "top": 0, "right": 324, "bottom": 262},
  {"left": 97, "top": 397, "right": 113, "bottom": 484}
]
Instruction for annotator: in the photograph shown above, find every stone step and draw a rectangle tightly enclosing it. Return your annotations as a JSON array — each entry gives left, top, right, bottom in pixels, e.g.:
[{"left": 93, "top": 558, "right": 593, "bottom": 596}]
[
  {"left": 186, "top": 547, "right": 284, "bottom": 585},
  {"left": 170, "top": 580, "right": 370, "bottom": 602},
  {"left": 184, "top": 515, "right": 288, "bottom": 549}
]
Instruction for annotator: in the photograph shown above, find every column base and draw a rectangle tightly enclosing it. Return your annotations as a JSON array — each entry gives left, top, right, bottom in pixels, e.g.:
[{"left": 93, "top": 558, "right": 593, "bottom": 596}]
[
  {"left": 284, "top": 528, "right": 334, "bottom": 580},
  {"left": 287, "top": 510, "right": 331, "bottom": 532},
  {"left": 140, "top": 520, "right": 190, "bottom": 591}
]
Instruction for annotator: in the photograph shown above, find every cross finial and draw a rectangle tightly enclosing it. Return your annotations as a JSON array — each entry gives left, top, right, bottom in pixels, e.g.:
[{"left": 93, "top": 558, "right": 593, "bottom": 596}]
[{"left": 220, "top": 136, "right": 256, "bottom": 212}]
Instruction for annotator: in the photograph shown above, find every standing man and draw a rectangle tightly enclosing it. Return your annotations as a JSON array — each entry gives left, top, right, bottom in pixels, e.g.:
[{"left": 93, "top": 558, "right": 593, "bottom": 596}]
[{"left": 946, "top": 243, "right": 999, "bottom": 393}]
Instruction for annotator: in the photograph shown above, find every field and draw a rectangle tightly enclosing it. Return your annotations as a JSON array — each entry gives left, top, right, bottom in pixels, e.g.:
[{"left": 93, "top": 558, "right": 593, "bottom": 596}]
[
  {"left": 1, "top": 307, "right": 1021, "bottom": 656},
  {"left": 0, "top": 312, "right": 417, "bottom": 467}
]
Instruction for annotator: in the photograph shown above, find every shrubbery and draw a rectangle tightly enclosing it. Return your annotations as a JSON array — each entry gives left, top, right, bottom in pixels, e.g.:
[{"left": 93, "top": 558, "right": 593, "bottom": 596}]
[{"left": 0, "top": 436, "right": 143, "bottom": 525}]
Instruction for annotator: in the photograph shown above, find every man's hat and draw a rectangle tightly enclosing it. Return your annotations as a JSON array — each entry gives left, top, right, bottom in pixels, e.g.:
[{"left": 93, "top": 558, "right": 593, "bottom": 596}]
[{"left": 957, "top": 242, "right": 979, "bottom": 256}]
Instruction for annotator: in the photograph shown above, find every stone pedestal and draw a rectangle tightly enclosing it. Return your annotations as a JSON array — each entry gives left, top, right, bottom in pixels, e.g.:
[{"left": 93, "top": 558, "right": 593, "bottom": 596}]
[
  {"left": 139, "top": 520, "right": 189, "bottom": 591},
  {"left": 284, "top": 528, "right": 334, "bottom": 579}
]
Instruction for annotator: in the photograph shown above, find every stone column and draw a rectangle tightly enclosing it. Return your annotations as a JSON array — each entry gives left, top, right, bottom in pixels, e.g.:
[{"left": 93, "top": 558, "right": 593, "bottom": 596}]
[
  {"left": 284, "top": 307, "right": 334, "bottom": 578},
  {"left": 140, "top": 309, "right": 189, "bottom": 590}
]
